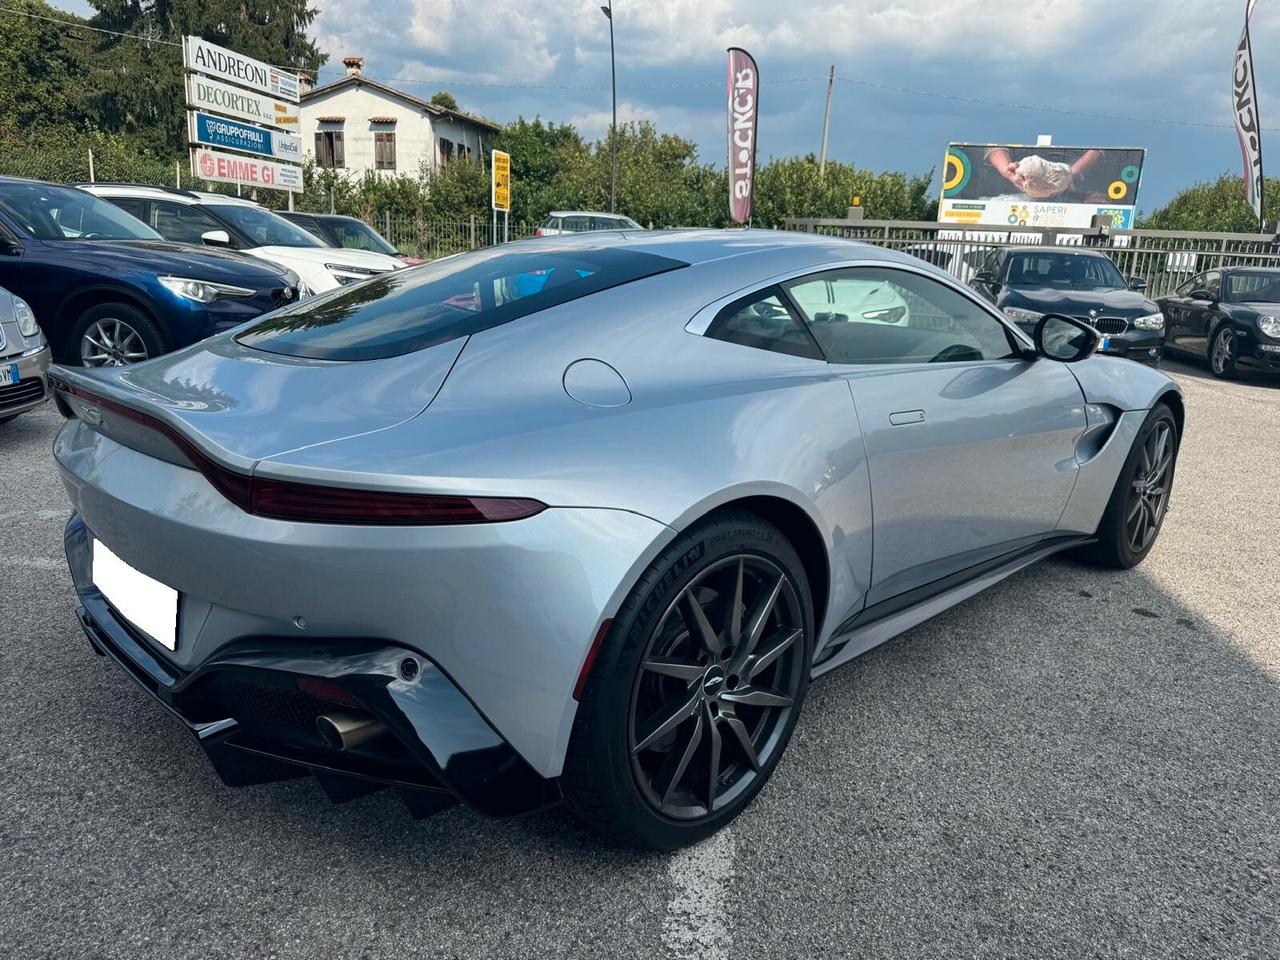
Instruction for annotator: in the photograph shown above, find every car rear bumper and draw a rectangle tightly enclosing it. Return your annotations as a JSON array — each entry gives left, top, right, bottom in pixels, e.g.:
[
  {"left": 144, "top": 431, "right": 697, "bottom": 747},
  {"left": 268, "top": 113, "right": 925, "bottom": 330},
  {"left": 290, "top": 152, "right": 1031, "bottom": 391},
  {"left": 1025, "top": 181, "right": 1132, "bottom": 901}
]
[
  {"left": 68, "top": 512, "right": 559, "bottom": 815},
  {"left": 55, "top": 420, "right": 671, "bottom": 788}
]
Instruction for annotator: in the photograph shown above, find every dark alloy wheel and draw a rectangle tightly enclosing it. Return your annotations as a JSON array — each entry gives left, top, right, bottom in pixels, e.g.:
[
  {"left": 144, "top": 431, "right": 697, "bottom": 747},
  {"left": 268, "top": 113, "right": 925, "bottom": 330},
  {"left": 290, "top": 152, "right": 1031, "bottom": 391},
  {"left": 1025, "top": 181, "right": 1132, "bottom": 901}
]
[
  {"left": 563, "top": 511, "right": 813, "bottom": 849},
  {"left": 628, "top": 554, "right": 806, "bottom": 820},
  {"left": 1124, "top": 418, "right": 1174, "bottom": 554},
  {"left": 1074, "top": 402, "right": 1179, "bottom": 570}
]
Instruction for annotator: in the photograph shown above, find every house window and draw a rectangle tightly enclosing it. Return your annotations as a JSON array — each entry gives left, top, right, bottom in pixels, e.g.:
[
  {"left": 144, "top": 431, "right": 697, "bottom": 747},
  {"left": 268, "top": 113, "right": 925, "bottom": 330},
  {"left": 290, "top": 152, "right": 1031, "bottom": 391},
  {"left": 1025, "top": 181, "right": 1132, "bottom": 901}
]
[
  {"left": 315, "top": 131, "right": 345, "bottom": 169},
  {"left": 374, "top": 131, "right": 396, "bottom": 171},
  {"left": 439, "top": 138, "right": 454, "bottom": 167}
]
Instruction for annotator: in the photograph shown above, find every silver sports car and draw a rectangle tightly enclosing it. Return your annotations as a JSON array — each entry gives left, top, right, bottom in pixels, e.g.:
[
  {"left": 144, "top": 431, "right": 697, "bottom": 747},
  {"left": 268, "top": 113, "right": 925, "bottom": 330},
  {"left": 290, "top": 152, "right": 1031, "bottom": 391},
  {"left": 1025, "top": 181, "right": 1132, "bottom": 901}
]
[{"left": 50, "top": 230, "right": 1182, "bottom": 848}]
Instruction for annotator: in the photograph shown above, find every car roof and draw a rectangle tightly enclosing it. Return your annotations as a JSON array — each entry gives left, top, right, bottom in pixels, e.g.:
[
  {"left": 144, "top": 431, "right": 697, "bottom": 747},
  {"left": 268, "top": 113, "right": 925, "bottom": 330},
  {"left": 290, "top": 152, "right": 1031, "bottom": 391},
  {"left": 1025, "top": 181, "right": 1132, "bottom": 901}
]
[
  {"left": 282, "top": 211, "right": 359, "bottom": 223},
  {"left": 548, "top": 211, "right": 635, "bottom": 219},
  {"left": 1003, "top": 245, "right": 1113, "bottom": 257},
  {"left": 497, "top": 228, "right": 928, "bottom": 270},
  {"left": 79, "top": 183, "right": 264, "bottom": 208}
]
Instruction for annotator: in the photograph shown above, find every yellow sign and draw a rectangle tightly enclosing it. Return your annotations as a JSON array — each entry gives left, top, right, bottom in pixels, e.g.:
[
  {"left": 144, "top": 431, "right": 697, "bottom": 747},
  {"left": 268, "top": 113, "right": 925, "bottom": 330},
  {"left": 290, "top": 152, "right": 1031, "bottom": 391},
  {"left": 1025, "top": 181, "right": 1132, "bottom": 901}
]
[{"left": 491, "top": 150, "right": 511, "bottom": 212}]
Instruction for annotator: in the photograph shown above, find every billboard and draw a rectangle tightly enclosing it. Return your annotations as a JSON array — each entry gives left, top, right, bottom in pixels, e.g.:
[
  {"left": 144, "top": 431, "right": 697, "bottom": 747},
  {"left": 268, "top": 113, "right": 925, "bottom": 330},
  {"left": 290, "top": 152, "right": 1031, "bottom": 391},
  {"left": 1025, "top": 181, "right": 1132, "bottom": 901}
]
[
  {"left": 726, "top": 47, "right": 759, "bottom": 224},
  {"left": 191, "top": 147, "right": 303, "bottom": 192},
  {"left": 183, "top": 36, "right": 299, "bottom": 102},
  {"left": 189, "top": 111, "right": 302, "bottom": 162},
  {"left": 186, "top": 74, "right": 299, "bottom": 130},
  {"left": 491, "top": 150, "right": 511, "bottom": 212},
  {"left": 938, "top": 143, "right": 1147, "bottom": 229}
]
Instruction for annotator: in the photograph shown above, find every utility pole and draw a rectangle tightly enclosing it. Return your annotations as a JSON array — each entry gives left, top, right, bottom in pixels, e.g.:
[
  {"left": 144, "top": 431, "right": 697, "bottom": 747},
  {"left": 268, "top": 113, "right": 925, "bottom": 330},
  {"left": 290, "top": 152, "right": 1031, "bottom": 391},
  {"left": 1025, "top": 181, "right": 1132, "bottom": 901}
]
[
  {"left": 601, "top": 1, "right": 617, "bottom": 212},
  {"left": 818, "top": 65, "right": 834, "bottom": 177}
]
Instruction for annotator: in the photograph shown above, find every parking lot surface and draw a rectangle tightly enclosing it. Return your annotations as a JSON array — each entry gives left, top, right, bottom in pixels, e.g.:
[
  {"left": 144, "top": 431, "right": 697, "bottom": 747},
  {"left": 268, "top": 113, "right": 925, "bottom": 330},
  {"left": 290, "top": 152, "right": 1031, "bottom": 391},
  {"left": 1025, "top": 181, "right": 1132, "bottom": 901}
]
[{"left": 2, "top": 360, "right": 1278, "bottom": 959}]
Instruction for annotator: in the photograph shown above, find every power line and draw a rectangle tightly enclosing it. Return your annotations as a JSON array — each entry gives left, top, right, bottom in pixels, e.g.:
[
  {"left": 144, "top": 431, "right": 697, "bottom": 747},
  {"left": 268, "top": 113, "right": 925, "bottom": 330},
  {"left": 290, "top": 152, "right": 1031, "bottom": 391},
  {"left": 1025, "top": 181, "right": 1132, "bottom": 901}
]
[{"left": 0, "top": 2, "right": 1238, "bottom": 130}]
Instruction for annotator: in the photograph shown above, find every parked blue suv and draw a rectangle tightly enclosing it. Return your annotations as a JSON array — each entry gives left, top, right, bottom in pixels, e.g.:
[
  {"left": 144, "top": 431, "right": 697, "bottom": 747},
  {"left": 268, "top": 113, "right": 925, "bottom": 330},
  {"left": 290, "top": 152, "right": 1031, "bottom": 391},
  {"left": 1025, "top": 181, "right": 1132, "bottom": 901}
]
[{"left": 0, "top": 177, "right": 303, "bottom": 366}]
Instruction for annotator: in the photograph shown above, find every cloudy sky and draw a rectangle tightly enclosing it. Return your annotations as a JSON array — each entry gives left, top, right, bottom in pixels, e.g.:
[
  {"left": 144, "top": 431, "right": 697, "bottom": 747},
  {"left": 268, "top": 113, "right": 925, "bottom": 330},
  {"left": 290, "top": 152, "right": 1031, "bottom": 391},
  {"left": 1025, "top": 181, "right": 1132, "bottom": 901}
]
[{"left": 56, "top": 0, "right": 1280, "bottom": 209}]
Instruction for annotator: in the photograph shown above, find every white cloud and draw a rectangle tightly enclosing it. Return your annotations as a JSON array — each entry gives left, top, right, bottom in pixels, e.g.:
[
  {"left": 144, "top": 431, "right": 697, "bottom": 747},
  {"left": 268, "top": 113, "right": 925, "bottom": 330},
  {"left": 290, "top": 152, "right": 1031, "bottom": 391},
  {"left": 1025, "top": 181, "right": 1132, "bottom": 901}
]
[{"left": 566, "top": 101, "right": 659, "bottom": 139}]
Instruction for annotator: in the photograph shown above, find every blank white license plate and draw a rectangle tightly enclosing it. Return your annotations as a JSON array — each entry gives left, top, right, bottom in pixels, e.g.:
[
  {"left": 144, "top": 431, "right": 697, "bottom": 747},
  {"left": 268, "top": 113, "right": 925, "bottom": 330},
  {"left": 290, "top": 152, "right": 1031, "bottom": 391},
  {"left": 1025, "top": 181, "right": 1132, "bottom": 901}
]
[{"left": 92, "top": 539, "right": 178, "bottom": 650}]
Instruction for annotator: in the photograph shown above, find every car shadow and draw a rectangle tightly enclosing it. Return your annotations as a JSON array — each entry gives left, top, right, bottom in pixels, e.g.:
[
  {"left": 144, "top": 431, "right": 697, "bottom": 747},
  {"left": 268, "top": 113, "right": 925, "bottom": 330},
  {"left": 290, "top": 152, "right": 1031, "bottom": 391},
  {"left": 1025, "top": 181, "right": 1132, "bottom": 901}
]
[{"left": 1162, "top": 354, "right": 1280, "bottom": 389}]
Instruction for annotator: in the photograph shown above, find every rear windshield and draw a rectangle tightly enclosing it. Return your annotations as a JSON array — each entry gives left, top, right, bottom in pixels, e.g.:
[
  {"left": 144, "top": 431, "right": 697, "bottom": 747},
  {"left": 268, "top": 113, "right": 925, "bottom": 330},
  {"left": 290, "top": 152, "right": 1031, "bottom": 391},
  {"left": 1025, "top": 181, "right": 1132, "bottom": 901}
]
[{"left": 236, "top": 244, "right": 686, "bottom": 361}]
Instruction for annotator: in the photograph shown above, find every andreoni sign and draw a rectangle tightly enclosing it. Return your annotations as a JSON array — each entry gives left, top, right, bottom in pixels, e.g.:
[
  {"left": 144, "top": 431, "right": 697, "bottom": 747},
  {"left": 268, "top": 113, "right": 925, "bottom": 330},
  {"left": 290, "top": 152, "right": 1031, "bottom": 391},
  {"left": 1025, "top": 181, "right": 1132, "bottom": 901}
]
[
  {"left": 183, "top": 36, "right": 299, "bottom": 103},
  {"left": 192, "top": 147, "right": 303, "bottom": 192},
  {"left": 189, "top": 111, "right": 302, "bottom": 162},
  {"left": 186, "top": 74, "right": 299, "bottom": 130}
]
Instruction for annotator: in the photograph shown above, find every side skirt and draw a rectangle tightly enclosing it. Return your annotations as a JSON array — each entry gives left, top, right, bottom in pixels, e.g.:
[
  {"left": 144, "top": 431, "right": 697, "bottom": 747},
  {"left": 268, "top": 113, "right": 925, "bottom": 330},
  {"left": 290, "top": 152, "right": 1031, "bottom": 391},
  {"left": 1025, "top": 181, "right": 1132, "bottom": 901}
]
[{"left": 811, "top": 535, "right": 1093, "bottom": 679}]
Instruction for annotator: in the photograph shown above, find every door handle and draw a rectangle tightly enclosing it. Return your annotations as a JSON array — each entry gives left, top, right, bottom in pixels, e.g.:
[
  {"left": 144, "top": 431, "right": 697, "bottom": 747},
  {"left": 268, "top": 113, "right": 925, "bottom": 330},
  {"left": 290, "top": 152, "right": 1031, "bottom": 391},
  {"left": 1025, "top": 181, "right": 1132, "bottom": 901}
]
[{"left": 889, "top": 409, "right": 926, "bottom": 426}]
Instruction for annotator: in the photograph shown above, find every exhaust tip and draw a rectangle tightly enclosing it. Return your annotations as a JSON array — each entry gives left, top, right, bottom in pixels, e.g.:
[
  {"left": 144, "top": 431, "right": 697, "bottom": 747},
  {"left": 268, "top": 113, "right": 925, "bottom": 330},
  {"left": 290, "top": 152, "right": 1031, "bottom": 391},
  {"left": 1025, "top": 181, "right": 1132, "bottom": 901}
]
[{"left": 316, "top": 710, "right": 385, "bottom": 751}]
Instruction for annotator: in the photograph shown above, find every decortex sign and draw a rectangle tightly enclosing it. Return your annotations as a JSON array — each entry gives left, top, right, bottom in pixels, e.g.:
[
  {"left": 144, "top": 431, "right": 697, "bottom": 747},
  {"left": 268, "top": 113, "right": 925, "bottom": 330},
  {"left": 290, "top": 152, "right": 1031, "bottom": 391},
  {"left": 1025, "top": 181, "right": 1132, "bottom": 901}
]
[{"left": 183, "top": 36, "right": 302, "bottom": 194}]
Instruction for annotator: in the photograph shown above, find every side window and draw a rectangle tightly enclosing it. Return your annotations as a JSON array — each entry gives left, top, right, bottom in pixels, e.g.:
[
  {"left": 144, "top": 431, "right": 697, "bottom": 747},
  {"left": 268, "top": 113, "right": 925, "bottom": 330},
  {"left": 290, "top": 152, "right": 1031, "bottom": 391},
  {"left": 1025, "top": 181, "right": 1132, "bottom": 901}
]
[
  {"left": 1174, "top": 274, "right": 1202, "bottom": 297},
  {"left": 151, "top": 202, "right": 222, "bottom": 245},
  {"left": 705, "top": 287, "right": 823, "bottom": 360},
  {"left": 784, "top": 267, "right": 1018, "bottom": 366},
  {"left": 111, "top": 198, "right": 147, "bottom": 221},
  {"left": 562, "top": 215, "right": 592, "bottom": 232},
  {"left": 1202, "top": 271, "right": 1222, "bottom": 299},
  {"left": 592, "top": 216, "right": 622, "bottom": 231}
]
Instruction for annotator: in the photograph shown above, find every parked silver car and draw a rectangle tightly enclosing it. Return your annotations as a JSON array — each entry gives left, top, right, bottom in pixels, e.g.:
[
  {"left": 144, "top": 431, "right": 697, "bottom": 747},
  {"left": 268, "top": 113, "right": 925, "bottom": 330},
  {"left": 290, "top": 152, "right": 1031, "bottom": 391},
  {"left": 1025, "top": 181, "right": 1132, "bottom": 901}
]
[
  {"left": 0, "top": 286, "right": 51, "bottom": 424},
  {"left": 50, "top": 230, "right": 1182, "bottom": 848}
]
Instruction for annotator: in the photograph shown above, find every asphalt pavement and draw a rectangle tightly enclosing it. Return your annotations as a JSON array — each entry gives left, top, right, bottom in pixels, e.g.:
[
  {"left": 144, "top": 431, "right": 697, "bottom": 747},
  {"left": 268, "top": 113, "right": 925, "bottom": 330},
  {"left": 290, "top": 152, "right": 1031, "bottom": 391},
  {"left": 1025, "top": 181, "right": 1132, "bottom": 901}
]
[{"left": 2, "top": 358, "right": 1279, "bottom": 959}]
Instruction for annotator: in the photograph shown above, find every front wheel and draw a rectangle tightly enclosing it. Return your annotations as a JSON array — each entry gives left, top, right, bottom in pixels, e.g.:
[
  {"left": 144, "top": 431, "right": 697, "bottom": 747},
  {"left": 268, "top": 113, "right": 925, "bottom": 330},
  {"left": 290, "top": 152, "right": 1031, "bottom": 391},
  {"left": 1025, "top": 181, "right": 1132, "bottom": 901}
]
[
  {"left": 563, "top": 511, "right": 813, "bottom": 849},
  {"left": 1209, "top": 325, "right": 1239, "bottom": 380},
  {"left": 1075, "top": 403, "right": 1179, "bottom": 570},
  {"left": 67, "top": 303, "right": 166, "bottom": 367}
]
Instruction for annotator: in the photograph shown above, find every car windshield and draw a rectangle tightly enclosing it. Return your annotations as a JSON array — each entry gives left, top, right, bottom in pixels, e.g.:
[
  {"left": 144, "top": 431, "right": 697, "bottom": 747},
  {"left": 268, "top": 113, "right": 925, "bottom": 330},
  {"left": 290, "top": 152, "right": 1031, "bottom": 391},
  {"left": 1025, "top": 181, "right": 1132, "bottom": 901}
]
[
  {"left": 1226, "top": 271, "right": 1280, "bottom": 303},
  {"left": 208, "top": 203, "right": 324, "bottom": 248},
  {"left": 1004, "top": 252, "right": 1126, "bottom": 290},
  {"left": 0, "top": 182, "right": 162, "bottom": 241},
  {"left": 330, "top": 218, "right": 399, "bottom": 256},
  {"left": 237, "top": 245, "right": 687, "bottom": 361}
]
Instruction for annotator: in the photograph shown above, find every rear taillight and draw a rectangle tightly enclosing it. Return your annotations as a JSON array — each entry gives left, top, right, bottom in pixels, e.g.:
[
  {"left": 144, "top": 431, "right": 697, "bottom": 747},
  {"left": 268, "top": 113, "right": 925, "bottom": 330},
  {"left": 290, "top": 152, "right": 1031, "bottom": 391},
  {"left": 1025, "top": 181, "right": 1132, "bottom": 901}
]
[{"left": 50, "top": 376, "right": 546, "bottom": 526}]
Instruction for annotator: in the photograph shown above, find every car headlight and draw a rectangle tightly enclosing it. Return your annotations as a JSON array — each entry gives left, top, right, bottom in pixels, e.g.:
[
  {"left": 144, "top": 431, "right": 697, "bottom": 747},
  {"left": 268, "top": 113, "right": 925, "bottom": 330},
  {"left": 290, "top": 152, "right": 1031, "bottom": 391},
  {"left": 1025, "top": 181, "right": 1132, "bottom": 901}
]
[
  {"left": 1003, "top": 306, "right": 1044, "bottom": 325},
  {"left": 12, "top": 295, "right": 41, "bottom": 339},
  {"left": 158, "top": 276, "right": 256, "bottom": 303},
  {"left": 1259, "top": 315, "right": 1280, "bottom": 338},
  {"left": 324, "top": 263, "right": 385, "bottom": 286},
  {"left": 1133, "top": 312, "right": 1165, "bottom": 331}
]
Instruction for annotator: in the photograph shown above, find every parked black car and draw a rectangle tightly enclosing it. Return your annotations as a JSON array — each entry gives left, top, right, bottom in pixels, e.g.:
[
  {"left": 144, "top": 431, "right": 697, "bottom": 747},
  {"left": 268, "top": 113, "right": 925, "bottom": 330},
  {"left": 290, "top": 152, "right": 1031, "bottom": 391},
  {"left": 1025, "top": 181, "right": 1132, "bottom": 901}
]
[
  {"left": 972, "top": 247, "right": 1165, "bottom": 366},
  {"left": 279, "top": 211, "right": 422, "bottom": 265},
  {"left": 1157, "top": 267, "right": 1280, "bottom": 379},
  {"left": 0, "top": 177, "right": 301, "bottom": 366}
]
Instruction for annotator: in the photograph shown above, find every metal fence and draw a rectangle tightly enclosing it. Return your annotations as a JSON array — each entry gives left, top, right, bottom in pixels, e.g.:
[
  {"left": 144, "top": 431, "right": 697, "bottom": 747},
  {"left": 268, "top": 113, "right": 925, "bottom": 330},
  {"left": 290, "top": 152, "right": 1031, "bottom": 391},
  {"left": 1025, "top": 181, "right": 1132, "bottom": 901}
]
[
  {"left": 782, "top": 217, "right": 1280, "bottom": 298},
  {"left": 354, "top": 213, "right": 537, "bottom": 260}
]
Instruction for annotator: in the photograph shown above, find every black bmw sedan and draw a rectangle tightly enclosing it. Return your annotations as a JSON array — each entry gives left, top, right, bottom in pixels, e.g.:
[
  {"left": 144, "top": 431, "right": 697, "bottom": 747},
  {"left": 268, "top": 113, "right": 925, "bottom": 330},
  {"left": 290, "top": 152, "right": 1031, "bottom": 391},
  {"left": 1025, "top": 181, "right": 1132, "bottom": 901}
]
[
  {"left": 1157, "top": 267, "right": 1280, "bottom": 379},
  {"left": 972, "top": 247, "right": 1165, "bottom": 366}
]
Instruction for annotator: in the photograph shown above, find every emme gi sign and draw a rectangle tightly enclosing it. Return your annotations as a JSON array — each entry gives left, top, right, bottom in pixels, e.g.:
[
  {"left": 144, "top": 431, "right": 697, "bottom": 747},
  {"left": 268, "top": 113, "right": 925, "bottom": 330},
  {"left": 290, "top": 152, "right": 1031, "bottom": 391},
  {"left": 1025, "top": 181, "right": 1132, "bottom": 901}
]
[{"left": 193, "top": 147, "right": 303, "bottom": 192}]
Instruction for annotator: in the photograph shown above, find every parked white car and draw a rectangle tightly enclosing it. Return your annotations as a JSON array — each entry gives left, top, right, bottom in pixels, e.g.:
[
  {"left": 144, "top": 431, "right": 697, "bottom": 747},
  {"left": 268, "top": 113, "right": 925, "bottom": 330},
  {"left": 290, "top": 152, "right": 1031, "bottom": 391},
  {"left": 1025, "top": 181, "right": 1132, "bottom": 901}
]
[
  {"left": 82, "top": 184, "right": 404, "bottom": 293},
  {"left": 536, "top": 210, "right": 643, "bottom": 236}
]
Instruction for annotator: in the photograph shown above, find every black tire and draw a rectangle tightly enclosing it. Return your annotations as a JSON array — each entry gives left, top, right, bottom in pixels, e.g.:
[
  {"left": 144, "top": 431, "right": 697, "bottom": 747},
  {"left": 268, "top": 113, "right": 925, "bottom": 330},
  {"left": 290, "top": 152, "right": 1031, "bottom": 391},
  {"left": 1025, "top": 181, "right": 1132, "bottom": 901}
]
[
  {"left": 66, "top": 302, "right": 167, "bottom": 367},
  {"left": 563, "top": 510, "right": 813, "bottom": 849},
  {"left": 1209, "top": 324, "right": 1240, "bottom": 380},
  {"left": 1074, "top": 402, "right": 1179, "bottom": 570}
]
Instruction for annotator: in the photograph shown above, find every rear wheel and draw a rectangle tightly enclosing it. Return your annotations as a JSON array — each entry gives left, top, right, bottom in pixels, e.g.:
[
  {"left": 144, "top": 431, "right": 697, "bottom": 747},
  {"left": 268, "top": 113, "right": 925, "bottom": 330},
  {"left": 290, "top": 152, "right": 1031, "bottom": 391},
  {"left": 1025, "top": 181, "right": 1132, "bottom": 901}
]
[
  {"left": 1075, "top": 403, "right": 1179, "bottom": 570},
  {"left": 1209, "top": 325, "right": 1239, "bottom": 380},
  {"left": 563, "top": 511, "right": 813, "bottom": 849},
  {"left": 68, "top": 303, "right": 166, "bottom": 367}
]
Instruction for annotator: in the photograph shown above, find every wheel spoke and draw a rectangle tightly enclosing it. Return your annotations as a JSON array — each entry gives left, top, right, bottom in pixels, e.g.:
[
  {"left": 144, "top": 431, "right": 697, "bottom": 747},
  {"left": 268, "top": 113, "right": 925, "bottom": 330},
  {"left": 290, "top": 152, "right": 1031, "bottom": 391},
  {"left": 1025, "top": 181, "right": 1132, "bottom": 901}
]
[
  {"left": 705, "top": 703, "right": 722, "bottom": 811},
  {"left": 1126, "top": 497, "right": 1144, "bottom": 525},
  {"left": 656, "top": 713, "right": 704, "bottom": 807},
  {"left": 746, "top": 627, "right": 801, "bottom": 680},
  {"left": 741, "top": 575, "right": 784, "bottom": 660},
  {"left": 722, "top": 714, "right": 761, "bottom": 772},
  {"left": 724, "top": 557, "right": 744, "bottom": 648},
  {"left": 721, "top": 684, "right": 794, "bottom": 709},
  {"left": 641, "top": 656, "right": 704, "bottom": 683},
  {"left": 633, "top": 688, "right": 701, "bottom": 754},
  {"left": 681, "top": 588, "right": 724, "bottom": 659}
]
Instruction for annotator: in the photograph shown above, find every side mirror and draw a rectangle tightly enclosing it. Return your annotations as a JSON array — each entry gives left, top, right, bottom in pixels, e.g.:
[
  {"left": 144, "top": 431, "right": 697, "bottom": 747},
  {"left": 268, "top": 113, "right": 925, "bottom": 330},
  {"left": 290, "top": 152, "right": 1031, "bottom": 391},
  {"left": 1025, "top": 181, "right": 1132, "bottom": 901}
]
[
  {"left": 1035, "top": 314, "right": 1101, "bottom": 363},
  {"left": 201, "top": 229, "right": 232, "bottom": 247},
  {"left": 0, "top": 231, "right": 21, "bottom": 255},
  {"left": 1129, "top": 276, "right": 1148, "bottom": 291},
  {"left": 1189, "top": 289, "right": 1213, "bottom": 302},
  {"left": 972, "top": 271, "right": 997, "bottom": 286}
]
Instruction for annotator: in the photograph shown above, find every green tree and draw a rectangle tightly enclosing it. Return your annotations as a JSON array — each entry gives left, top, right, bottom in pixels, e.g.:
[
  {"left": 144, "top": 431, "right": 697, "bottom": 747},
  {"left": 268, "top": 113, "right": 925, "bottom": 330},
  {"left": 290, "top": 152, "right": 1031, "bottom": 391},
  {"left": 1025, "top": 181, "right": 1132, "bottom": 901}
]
[
  {"left": 429, "top": 90, "right": 459, "bottom": 111},
  {"left": 0, "top": 1, "right": 88, "bottom": 136},
  {"left": 1140, "top": 173, "right": 1280, "bottom": 232},
  {"left": 84, "top": 0, "right": 326, "bottom": 155}
]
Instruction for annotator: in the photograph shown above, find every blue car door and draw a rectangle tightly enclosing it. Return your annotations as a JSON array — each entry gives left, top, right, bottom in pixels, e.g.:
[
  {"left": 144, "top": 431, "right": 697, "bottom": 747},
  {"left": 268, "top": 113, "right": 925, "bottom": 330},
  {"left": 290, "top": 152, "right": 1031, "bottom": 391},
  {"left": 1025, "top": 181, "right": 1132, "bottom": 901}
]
[{"left": 784, "top": 265, "right": 1087, "bottom": 606}]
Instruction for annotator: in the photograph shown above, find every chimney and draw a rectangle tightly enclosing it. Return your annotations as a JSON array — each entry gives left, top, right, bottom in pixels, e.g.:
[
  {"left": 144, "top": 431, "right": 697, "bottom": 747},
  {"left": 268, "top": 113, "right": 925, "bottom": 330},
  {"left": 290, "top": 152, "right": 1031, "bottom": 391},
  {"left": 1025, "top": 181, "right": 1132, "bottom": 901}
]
[
  {"left": 343, "top": 56, "right": 364, "bottom": 78},
  {"left": 298, "top": 71, "right": 314, "bottom": 95}
]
